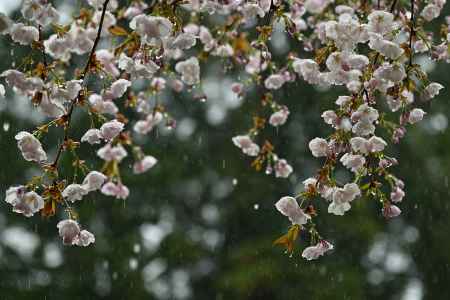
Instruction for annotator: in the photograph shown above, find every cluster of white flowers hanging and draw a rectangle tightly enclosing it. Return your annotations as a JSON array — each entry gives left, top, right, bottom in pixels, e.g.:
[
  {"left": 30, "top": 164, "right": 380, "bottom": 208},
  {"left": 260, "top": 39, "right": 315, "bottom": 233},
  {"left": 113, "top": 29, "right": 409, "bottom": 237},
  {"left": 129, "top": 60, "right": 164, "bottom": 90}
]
[{"left": 0, "top": 0, "right": 448, "bottom": 259}]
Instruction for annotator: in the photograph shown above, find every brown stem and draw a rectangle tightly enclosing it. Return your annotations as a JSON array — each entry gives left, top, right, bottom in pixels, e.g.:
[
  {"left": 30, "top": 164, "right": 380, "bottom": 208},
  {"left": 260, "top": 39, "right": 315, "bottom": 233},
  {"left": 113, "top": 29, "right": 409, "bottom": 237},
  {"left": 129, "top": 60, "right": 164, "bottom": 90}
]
[
  {"left": 51, "top": 0, "right": 110, "bottom": 168},
  {"left": 38, "top": 25, "right": 48, "bottom": 80}
]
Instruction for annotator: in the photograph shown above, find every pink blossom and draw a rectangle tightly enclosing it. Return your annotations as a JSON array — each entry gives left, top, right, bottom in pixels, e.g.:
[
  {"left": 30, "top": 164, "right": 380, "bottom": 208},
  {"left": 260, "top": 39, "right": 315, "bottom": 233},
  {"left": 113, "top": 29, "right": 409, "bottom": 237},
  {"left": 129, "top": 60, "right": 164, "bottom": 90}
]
[
  {"left": 175, "top": 57, "right": 200, "bottom": 85},
  {"left": 57, "top": 220, "right": 81, "bottom": 245},
  {"left": 302, "top": 240, "right": 334, "bottom": 260},
  {"left": 82, "top": 171, "right": 107, "bottom": 192},
  {"left": 101, "top": 182, "right": 130, "bottom": 199},
  {"left": 390, "top": 187, "right": 405, "bottom": 203},
  {"left": 383, "top": 204, "right": 402, "bottom": 218},
  {"left": 100, "top": 119, "right": 124, "bottom": 141},
  {"left": 232, "top": 135, "right": 260, "bottom": 157},
  {"left": 308, "top": 138, "right": 329, "bottom": 157},
  {"left": 274, "top": 159, "right": 293, "bottom": 178},
  {"left": 97, "top": 143, "right": 128, "bottom": 162},
  {"left": 133, "top": 156, "right": 158, "bottom": 174},
  {"left": 5, "top": 186, "right": 44, "bottom": 217},
  {"left": 15, "top": 131, "right": 47, "bottom": 162},
  {"left": 275, "top": 196, "right": 310, "bottom": 225},
  {"left": 269, "top": 108, "right": 290, "bottom": 127},
  {"left": 81, "top": 129, "right": 103, "bottom": 145},
  {"left": 62, "top": 184, "right": 88, "bottom": 203},
  {"left": 74, "top": 230, "right": 95, "bottom": 247}
]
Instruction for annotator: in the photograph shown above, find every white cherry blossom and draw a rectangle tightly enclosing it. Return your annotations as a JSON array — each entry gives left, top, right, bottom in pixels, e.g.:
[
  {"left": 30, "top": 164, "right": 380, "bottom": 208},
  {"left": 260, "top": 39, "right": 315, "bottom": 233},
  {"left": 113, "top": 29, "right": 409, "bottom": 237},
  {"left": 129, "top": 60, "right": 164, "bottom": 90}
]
[
  {"left": 74, "top": 230, "right": 95, "bottom": 247},
  {"left": 9, "top": 23, "right": 39, "bottom": 45},
  {"left": 302, "top": 240, "right": 334, "bottom": 260},
  {"left": 308, "top": 138, "right": 329, "bottom": 157},
  {"left": 97, "top": 144, "right": 128, "bottom": 162},
  {"left": 408, "top": 108, "right": 426, "bottom": 124},
  {"left": 232, "top": 135, "right": 260, "bottom": 157},
  {"left": 424, "top": 82, "right": 444, "bottom": 100},
  {"left": 175, "top": 57, "right": 200, "bottom": 85},
  {"left": 15, "top": 131, "right": 47, "bottom": 162},
  {"left": 100, "top": 119, "right": 124, "bottom": 141},
  {"left": 269, "top": 108, "right": 289, "bottom": 127},
  {"left": 62, "top": 184, "right": 88, "bottom": 203},
  {"left": 133, "top": 156, "right": 158, "bottom": 174},
  {"left": 264, "top": 74, "right": 285, "bottom": 90},
  {"left": 57, "top": 220, "right": 81, "bottom": 245},
  {"left": 130, "top": 15, "right": 172, "bottom": 45},
  {"left": 275, "top": 196, "right": 311, "bottom": 225},
  {"left": 82, "top": 171, "right": 107, "bottom": 192},
  {"left": 5, "top": 187, "right": 44, "bottom": 217},
  {"left": 81, "top": 129, "right": 103, "bottom": 145},
  {"left": 274, "top": 159, "right": 293, "bottom": 178},
  {"left": 382, "top": 204, "right": 401, "bottom": 218},
  {"left": 101, "top": 182, "right": 130, "bottom": 199},
  {"left": 109, "top": 79, "right": 131, "bottom": 99},
  {"left": 133, "top": 112, "right": 163, "bottom": 135}
]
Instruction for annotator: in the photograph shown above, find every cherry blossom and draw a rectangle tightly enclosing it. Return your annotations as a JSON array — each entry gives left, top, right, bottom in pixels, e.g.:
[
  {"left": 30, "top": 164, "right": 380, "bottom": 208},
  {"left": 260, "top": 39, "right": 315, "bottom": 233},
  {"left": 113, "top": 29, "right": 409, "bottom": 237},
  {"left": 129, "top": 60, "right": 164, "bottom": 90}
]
[
  {"left": 108, "top": 79, "right": 131, "bottom": 99},
  {"left": 382, "top": 204, "right": 402, "bottom": 218},
  {"left": 130, "top": 15, "right": 172, "bottom": 45},
  {"left": 175, "top": 57, "right": 201, "bottom": 85},
  {"left": 408, "top": 108, "right": 426, "bottom": 124},
  {"left": 5, "top": 187, "right": 44, "bottom": 217},
  {"left": 100, "top": 119, "right": 124, "bottom": 141},
  {"left": 101, "top": 182, "right": 130, "bottom": 199},
  {"left": 301, "top": 240, "right": 334, "bottom": 260},
  {"left": 81, "top": 129, "right": 103, "bottom": 145},
  {"left": 15, "top": 131, "right": 47, "bottom": 162},
  {"left": 328, "top": 183, "right": 361, "bottom": 216},
  {"left": 2, "top": 0, "right": 447, "bottom": 256},
  {"left": 57, "top": 220, "right": 81, "bottom": 245},
  {"left": 97, "top": 144, "right": 127, "bottom": 162},
  {"left": 308, "top": 138, "right": 329, "bottom": 158},
  {"left": 133, "top": 156, "right": 158, "bottom": 174},
  {"left": 232, "top": 135, "right": 260, "bottom": 157},
  {"left": 269, "top": 107, "right": 290, "bottom": 127},
  {"left": 82, "top": 171, "right": 107, "bottom": 192},
  {"left": 62, "top": 184, "right": 88, "bottom": 203},
  {"left": 274, "top": 159, "right": 293, "bottom": 178},
  {"left": 275, "top": 196, "right": 311, "bottom": 225},
  {"left": 74, "top": 230, "right": 96, "bottom": 247},
  {"left": 9, "top": 23, "right": 39, "bottom": 45},
  {"left": 133, "top": 112, "right": 163, "bottom": 135}
]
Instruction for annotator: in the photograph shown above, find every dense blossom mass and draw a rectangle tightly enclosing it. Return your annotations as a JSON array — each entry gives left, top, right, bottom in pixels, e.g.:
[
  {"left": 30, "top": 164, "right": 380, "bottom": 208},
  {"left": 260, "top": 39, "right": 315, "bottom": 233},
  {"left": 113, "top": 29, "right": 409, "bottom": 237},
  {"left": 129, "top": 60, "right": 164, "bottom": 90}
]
[{"left": 0, "top": 0, "right": 448, "bottom": 259}]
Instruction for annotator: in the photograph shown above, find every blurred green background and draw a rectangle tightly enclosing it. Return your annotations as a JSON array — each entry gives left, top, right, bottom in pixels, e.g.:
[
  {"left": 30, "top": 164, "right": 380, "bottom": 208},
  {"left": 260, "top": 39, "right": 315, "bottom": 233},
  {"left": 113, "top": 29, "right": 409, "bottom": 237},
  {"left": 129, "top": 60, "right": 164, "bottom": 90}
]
[{"left": 0, "top": 1, "right": 450, "bottom": 299}]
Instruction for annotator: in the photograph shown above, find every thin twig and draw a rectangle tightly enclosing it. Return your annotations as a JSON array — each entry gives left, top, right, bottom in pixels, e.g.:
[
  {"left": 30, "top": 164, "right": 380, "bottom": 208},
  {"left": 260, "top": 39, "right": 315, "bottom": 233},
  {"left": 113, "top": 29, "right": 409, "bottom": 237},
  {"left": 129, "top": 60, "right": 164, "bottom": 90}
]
[{"left": 38, "top": 25, "right": 48, "bottom": 80}]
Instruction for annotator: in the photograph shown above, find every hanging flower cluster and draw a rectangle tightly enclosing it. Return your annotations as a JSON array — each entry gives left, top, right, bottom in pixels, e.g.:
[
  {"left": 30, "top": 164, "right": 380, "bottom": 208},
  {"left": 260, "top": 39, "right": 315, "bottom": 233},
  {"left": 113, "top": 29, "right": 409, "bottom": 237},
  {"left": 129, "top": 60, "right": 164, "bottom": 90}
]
[{"left": 0, "top": 0, "right": 447, "bottom": 258}]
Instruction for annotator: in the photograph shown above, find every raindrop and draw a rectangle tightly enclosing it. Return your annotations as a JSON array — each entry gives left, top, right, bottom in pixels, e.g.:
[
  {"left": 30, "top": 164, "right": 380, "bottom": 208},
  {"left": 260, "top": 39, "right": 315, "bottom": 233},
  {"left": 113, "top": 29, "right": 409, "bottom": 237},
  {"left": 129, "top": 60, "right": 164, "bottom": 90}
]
[
  {"left": 3, "top": 122, "right": 10, "bottom": 132},
  {"left": 253, "top": 204, "right": 259, "bottom": 210},
  {"left": 232, "top": 178, "right": 238, "bottom": 186}
]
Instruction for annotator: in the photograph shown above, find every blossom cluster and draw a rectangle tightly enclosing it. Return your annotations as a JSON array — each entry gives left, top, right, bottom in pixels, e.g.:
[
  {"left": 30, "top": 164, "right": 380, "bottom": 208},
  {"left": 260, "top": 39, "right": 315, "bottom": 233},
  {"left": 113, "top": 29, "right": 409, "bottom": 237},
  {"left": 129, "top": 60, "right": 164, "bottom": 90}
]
[{"left": 0, "top": 0, "right": 447, "bottom": 258}]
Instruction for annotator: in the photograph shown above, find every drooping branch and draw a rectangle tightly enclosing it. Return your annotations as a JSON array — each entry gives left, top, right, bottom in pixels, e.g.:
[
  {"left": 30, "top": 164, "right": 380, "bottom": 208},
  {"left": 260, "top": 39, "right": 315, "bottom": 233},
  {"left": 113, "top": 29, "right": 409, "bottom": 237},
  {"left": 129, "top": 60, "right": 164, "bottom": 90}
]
[{"left": 51, "top": 0, "right": 111, "bottom": 169}]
